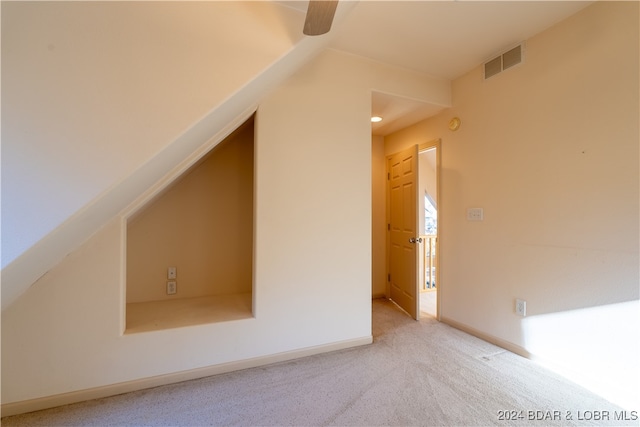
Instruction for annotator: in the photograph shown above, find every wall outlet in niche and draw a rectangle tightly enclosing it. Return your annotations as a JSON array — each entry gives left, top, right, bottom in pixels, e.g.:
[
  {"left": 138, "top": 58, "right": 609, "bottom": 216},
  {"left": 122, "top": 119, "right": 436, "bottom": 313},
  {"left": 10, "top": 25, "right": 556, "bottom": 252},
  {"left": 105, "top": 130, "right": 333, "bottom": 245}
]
[{"left": 167, "top": 281, "right": 177, "bottom": 295}]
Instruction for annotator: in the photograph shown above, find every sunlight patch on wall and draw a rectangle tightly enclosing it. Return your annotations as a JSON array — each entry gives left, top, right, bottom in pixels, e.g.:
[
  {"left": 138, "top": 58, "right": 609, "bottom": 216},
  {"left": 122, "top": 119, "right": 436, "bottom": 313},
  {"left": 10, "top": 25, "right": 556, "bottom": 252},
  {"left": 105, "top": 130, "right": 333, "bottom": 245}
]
[{"left": 521, "top": 300, "right": 639, "bottom": 410}]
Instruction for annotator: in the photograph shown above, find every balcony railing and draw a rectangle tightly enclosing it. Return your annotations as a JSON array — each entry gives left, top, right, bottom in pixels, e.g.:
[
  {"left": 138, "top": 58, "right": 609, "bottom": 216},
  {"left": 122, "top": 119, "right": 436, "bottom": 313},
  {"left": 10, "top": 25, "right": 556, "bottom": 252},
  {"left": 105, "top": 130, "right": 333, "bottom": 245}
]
[{"left": 420, "top": 235, "right": 437, "bottom": 291}]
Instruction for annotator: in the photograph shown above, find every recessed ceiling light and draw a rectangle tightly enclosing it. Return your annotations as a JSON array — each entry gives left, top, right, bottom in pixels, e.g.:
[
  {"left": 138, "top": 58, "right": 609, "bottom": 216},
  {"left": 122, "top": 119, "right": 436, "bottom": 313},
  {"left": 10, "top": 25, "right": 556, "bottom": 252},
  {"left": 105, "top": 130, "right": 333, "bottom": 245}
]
[{"left": 371, "top": 116, "right": 383, "bottom": 123}]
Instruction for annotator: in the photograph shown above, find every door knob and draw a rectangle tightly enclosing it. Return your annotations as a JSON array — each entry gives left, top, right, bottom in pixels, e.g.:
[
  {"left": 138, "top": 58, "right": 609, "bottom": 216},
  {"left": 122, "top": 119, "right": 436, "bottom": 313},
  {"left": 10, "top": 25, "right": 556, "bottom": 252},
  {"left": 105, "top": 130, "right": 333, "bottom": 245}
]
[{"left": 409, "top": 237, "right": 423, "bottom": 244}]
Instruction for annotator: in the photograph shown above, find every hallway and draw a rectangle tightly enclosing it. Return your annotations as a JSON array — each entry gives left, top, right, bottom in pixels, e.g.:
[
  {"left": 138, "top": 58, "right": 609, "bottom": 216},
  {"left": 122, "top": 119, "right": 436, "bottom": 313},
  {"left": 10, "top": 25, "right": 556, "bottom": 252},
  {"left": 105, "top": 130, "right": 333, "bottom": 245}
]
[{"left": 420, "top": 290, "right": 437, "bottom": 318}]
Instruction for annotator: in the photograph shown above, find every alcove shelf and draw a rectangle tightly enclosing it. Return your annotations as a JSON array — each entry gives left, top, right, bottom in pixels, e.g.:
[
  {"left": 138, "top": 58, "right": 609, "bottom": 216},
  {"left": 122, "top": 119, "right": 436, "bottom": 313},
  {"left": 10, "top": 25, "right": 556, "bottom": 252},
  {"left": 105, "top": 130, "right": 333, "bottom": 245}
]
[
  {"left": 125, "top": 116, "right": 255, "bottom": 334},
  {"left": 125, "top": 293, "right": 253, "bottom": 334}
]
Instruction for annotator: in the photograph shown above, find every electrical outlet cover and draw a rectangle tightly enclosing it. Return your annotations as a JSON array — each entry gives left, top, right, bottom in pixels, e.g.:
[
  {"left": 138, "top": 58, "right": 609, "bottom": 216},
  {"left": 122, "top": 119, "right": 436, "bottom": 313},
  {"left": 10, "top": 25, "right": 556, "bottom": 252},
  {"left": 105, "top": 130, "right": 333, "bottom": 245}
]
[
  {"left": 167, "top": 281, "right": 177, "bottom": 295},
  {"left": 515, "top": 299, "right": 526, "bottom": 316},
  {"left": 467, "top": 208, "right": 484, "bottom": 221}
]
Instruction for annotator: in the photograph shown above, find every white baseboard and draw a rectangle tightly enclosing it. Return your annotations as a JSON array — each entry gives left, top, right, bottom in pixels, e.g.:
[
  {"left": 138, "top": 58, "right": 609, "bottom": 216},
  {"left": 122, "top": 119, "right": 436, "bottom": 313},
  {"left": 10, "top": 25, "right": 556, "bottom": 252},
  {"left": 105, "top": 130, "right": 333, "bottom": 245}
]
[
  {"left": 439, "top": 316, "right": 532, "bottom": 359},
  {"left": 1, "top": 336, "right": 373, "bottom": 417}
]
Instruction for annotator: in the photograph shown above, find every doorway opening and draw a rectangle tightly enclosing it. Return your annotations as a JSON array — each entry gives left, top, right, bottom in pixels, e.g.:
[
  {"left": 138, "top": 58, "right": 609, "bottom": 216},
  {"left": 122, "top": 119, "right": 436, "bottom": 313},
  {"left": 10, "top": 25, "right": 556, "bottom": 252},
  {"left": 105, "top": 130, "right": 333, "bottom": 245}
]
[
  {"left": 418, "top": 145, "right": 438, "bottom": 319},
  {"left": 385, "top": 140, "right": 440, "bottom": 321}
]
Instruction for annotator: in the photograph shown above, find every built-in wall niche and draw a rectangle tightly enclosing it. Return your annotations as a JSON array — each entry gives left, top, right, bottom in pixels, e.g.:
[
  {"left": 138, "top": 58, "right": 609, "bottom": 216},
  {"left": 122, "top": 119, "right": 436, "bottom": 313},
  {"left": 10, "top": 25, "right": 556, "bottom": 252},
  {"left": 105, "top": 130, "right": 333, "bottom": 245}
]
[{"left": 125, "top": 116, "right": 254, "bottom": 333}]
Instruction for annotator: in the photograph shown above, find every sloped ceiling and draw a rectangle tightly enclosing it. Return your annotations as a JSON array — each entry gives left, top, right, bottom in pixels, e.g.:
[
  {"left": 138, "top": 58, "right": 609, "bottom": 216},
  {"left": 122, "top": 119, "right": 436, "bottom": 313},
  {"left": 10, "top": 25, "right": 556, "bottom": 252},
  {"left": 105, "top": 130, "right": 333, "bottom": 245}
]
[{"left": 0, "top": 1, "right": 354, "bottom": 310}]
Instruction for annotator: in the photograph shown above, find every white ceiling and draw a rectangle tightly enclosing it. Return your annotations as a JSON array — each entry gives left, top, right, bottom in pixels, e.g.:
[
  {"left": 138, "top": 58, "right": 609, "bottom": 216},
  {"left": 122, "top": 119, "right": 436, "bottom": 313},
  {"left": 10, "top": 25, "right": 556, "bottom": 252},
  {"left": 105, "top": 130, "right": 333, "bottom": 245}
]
[{"left": 279, "top": 1, "right": 593, "bottom": 135}]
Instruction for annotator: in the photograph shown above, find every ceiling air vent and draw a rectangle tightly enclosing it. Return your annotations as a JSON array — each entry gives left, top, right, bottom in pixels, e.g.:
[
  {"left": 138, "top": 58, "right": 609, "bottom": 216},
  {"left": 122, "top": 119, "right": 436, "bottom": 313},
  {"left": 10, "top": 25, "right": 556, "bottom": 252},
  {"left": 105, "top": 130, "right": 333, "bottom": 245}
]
[{"left": 484, "top": 43, "right": 524, "bottom": 80}]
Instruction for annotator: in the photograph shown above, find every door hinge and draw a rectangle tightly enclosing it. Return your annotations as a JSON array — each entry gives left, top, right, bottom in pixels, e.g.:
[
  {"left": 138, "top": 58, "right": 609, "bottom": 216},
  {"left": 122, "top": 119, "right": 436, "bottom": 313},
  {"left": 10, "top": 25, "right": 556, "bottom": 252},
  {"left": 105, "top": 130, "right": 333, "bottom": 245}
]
[
  {"left": 387, "top": 172, "right": 390, "bottom": 180},
  {"left": 388, "top": 273, "right": 391, "bottom": 282},
  {"left": 387, "top": 223, "right": 390, "bottom": 231}
]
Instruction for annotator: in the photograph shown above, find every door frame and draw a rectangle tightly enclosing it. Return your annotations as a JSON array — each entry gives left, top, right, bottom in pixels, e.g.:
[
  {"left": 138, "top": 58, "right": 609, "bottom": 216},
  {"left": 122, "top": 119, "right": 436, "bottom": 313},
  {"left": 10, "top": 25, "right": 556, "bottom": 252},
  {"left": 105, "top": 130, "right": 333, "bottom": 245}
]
[
  {"left": 385, "top": 139, "right": 441, "bottom": 320},
  {"left": 418, "top": 139, "right": 441, "bottom": 321}
]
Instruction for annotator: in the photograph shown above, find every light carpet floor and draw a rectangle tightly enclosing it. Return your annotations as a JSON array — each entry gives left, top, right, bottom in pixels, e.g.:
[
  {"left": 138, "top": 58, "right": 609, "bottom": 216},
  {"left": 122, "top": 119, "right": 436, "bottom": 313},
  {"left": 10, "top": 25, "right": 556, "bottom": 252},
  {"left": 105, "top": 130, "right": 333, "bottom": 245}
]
[
  {"left": 2, "top": 299, "right": 633, "bottom": 426},
  {"left": 420, "top": 291, "right": 436, "bottom": 318}
]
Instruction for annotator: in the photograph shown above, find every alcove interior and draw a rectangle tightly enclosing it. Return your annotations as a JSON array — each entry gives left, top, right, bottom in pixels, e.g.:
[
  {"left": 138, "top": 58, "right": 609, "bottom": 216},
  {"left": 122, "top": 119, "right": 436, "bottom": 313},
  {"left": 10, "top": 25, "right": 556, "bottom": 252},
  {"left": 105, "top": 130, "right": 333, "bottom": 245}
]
[{"left": 125, "top": 115, "right": 255, "bottom": 333}]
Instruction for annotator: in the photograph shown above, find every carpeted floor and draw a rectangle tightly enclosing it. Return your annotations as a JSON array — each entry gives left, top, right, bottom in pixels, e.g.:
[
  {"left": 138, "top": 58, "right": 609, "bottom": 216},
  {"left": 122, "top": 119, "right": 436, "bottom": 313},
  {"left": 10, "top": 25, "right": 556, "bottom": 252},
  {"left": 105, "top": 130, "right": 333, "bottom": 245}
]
[{"left": 2, "top": 298, "right": 633, "bottom": 426}]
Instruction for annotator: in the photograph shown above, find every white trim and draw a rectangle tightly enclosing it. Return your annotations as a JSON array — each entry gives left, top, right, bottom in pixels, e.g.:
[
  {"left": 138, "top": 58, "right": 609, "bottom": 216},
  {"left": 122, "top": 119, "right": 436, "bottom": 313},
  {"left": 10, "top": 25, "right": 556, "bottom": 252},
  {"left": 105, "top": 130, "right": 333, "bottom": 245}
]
[
  {"left": 440, "top": 316, "right": 531, "bottom": 359},
  {"left": 417, "top": 139, "right": 441, "bottom": 321},
  {"left": 1, "top": 336, "right": 373, "bottom": 417}
]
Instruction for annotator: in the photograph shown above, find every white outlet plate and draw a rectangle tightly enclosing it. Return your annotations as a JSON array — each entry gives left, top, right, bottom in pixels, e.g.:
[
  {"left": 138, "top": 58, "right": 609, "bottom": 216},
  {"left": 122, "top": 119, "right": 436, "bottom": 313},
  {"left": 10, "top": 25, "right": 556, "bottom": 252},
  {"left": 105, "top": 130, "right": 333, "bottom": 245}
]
[
  {"left": 167, "top": 267, "right": 177, "bottom": 279},
  {"left": 515, "top": 299, "right": 526, "bottom": 316},
  {"left": 167, "top": 281, "right": 177, "bottom": 295},
  {"left": 467, "top": 208, "right": 484, "bottom": 221}
]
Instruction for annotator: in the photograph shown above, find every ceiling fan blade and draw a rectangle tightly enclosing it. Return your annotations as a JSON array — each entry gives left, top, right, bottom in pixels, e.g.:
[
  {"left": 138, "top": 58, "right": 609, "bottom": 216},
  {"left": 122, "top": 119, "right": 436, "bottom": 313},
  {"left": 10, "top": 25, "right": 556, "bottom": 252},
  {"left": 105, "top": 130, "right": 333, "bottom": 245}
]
[{"left": 303, "top": 0, "right": 339, "bottom": 36}]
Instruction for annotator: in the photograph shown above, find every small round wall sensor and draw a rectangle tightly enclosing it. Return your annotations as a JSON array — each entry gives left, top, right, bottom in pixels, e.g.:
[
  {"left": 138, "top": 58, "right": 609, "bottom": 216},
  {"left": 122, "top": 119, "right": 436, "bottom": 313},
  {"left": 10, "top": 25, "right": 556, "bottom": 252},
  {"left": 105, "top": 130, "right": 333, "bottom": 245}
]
[{"left": 448, "top": 117, "right": 461, "bottom": 131}]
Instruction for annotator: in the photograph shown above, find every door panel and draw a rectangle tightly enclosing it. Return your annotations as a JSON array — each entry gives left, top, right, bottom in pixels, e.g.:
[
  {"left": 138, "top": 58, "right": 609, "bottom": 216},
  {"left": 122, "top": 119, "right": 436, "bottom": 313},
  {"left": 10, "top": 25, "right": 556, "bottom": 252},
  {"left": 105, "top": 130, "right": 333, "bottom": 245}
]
[{"left": 388, "top": 145, "right": 419, "bottom": 319}]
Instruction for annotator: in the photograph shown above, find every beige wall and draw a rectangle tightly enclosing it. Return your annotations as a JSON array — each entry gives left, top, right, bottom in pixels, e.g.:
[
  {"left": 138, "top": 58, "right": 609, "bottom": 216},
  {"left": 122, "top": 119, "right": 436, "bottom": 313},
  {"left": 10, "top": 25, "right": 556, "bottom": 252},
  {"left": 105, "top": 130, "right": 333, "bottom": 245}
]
[
  {"left": 0, "top": 1, "right": 343, "bottom": 310},
  {"left": 383, "top": 1, "right": 639, "bottom": 407},
  {"left": 371, "top": 135, "right": 387, "bottom": 298},
  {"left": 127, "top": 119, "right": 254, "bottom": 303},
  {"left": 418, "top": 149, "right": 437, "bottom": 235},
  {"left": 1, "top": 49, "right": 449, "bottom": 409}
]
